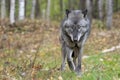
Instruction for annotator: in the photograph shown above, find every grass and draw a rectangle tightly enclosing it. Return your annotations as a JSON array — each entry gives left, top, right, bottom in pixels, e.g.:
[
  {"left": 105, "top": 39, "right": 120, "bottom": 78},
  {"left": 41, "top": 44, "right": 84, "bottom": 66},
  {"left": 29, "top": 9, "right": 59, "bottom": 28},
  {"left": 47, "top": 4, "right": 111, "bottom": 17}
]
[
  {"left": 0, "top": 19, "right": 120, "bottom": 80},
  {"left": 32, "top": 49, "right": 120, "bottom": 80}
]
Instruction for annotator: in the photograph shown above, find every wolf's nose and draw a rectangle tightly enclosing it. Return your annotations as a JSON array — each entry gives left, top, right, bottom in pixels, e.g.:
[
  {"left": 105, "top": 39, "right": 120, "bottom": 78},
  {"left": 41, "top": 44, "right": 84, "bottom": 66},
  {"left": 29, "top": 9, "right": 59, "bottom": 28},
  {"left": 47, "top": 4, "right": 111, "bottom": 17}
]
[
  {"left": 74, "top": 21, "right": 77, "bottom": 25},
  {"left": 73, "top": 39, "right": 77, "bottom": 42},
  {"left": 74, "top": 40, "right": 77, "bottom": 42}
]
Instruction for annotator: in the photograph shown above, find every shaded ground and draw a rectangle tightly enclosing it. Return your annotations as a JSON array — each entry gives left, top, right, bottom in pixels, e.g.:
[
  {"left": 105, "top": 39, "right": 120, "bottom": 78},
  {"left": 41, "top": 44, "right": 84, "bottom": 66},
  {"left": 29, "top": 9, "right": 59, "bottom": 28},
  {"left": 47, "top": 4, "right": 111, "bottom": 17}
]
[{"left": 0, "top": 13, "right": 120, "bottom": 80}]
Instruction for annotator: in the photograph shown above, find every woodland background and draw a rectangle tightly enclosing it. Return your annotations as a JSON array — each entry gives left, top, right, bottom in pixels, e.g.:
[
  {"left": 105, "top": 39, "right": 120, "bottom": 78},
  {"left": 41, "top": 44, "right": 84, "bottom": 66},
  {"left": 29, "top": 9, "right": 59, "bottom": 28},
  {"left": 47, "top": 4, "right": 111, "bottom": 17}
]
[{"left": 0, "top": 0, "right": 120, "bottom": 80}]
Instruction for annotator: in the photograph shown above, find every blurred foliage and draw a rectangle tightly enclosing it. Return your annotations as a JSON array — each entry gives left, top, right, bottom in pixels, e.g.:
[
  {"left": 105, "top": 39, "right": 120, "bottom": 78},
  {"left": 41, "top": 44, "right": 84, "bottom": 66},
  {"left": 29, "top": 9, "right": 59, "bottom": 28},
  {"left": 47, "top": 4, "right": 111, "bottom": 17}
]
[{"left": 0, "top": 0, "right": 120, "bottom": 21}]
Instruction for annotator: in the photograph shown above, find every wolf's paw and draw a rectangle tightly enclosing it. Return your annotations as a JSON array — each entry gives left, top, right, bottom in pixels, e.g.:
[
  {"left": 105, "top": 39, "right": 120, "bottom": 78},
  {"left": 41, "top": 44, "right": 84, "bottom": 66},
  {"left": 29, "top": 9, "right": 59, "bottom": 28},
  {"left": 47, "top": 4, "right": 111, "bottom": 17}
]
[
  {"left": 75, "top": 68, "right": 82, "bottom": 77},
  {"left": 75, "top": 71, "right": 82, "bottom": 77},
  {"left": 60, "top": 66, "right": 66, "bottom": 71}
]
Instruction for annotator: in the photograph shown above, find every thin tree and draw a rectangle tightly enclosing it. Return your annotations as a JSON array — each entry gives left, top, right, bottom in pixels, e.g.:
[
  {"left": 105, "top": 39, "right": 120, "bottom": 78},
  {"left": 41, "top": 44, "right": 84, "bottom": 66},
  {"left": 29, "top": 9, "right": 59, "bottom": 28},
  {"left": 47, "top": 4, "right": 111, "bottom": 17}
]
[
  {"left": 106, "top": 0, "right": 113, "bottom": 29},
  {"left": 35, "top": 0, "right": 41, "bottom": 18},
  {"left": 98, "top": 0, "right": 103, "bottom": 20},
  {"left": 46, "top": 0, "right": 51, "bottom": 21},
  {"left": 60, "top": 0, "right": 64, "bottom": 19},
  {"left": 1, "top": 0, "right": 6, "bottom": 19},
  {"left": 31, "top": 0, "right": 36, "bottom": 19},
  {"left": 6, "top": 0, "right": 10, "bottom": 17},
  {"left": 18, "top": 0, "right": 25, "bottom": 20},
  {"left": 10, "top": 0, "right": 15, "bottom": 24},
  {"left": 79, "top": 0, "right": 86, "bottom": 10},
  {"left": 25, "top": 0, "right": 27, "bottom": 17},
  {"left": 42, "top": 9, "right": 46, "bottom": 20},
  {"left": 93, "top": 0, "right": 98, "bottom": 18},
  {"left": 86, "top": 0, "right": 93, "bottom": 24}
]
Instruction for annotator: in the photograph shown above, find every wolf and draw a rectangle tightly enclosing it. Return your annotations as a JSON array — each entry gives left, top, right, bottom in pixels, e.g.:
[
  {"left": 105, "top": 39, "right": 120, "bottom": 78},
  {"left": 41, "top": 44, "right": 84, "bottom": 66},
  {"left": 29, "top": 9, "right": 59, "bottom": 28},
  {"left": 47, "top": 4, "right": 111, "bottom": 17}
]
[{"left": 60, "top": 9, "right": 91, "bottom": 76}]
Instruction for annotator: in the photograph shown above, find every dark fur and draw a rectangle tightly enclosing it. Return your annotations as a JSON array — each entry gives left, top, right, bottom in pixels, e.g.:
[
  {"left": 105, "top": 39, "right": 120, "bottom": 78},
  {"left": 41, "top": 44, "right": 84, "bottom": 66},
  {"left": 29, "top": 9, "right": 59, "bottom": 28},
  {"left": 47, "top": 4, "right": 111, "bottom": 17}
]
[{"left": 60, "top": 9, "right": 91, "bottom": 75}]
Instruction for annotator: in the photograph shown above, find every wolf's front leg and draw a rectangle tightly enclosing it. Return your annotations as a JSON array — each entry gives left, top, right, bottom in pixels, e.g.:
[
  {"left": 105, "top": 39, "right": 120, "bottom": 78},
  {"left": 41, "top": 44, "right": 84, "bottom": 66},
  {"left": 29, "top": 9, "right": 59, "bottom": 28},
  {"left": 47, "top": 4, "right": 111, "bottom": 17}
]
[
  {"left": 66, "top": 47, "right": 75, "bottom": 71},
  {"left": 61, "top": 44, "right": 67, "bottom": 71},
  {"left": 75, "top": 47, "right": 83, "bottom": 76}
]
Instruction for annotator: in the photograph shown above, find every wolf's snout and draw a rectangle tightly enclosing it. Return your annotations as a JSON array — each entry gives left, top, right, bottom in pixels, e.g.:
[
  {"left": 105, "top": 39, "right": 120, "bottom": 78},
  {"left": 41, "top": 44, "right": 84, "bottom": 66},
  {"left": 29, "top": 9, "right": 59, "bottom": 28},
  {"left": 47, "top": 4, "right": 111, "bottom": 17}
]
[
  {"left": 74, "top": 21, "right": 78, "bottom": 25},
  {"left": 73, "top": 38, "right": 78, "bottom": 42}
]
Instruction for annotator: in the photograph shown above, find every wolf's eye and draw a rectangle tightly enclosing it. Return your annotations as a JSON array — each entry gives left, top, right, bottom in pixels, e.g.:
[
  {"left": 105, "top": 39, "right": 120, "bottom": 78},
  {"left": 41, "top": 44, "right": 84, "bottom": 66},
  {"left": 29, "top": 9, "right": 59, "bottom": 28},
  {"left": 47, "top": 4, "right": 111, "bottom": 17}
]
[
  {"left": 77, "top": 25, "right": 81, "bottom": 29},
  {"left": 81, "top": 26, "right": 85, "bottom": 28},
  {"left": 69, "top": 28, "right": 73, "bottom": 32}
]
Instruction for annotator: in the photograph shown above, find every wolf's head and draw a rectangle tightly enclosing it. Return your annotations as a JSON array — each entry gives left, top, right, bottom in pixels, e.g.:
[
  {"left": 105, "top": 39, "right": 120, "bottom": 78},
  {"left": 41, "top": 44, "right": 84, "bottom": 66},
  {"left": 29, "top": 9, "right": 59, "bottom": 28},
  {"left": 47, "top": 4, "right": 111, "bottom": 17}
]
[{"left": 63, "top": 9, "right": 89, "bottom": 42}]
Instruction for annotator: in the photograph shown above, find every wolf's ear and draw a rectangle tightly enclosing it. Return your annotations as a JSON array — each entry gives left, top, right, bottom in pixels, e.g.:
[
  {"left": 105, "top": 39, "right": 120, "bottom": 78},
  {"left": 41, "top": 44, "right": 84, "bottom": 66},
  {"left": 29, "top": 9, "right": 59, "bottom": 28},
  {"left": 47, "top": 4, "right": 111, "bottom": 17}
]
[
  {"left": 66, "top": 9, "right": 71, "bottom": 18},
  {"left": 82, "top": 9, "right": 87, "bottom": 17}
]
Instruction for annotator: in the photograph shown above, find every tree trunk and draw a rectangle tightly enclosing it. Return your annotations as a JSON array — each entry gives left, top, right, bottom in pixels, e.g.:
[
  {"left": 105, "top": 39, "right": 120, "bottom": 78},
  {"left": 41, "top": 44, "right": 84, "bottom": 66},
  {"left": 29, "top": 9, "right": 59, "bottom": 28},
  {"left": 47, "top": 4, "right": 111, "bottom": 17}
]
[
  {"left": 31, "top": 0, "right": 36, "bottom": 19},
  {"left": 106, "top": 0, "right": 113, "bottom": 30},
  {"left": 79, "top": 0, "right": 86, "bottom": 10},
  {"left": 6, "top": 0, "right": 10, "bottom": 17},
  {"left": 86, "top": 0, "right": 93, "bottom": 24},
  {"left": 42, "top": 9, "right": 46, "bottom": 20},
  {"left": 93, "top": 0, "right": 98, "bottom": 18},
  {"left": 10, "top": 0, "right": 15, "bottom": 24},
  {"left": 35, "top": 0, "right": 40, "bottom": 18},
  {"left": 25, "top": 0, "right": 27, "bottom": 17},
  {"left": 1, "top": 0, "right": 6, "bottom": 19},
  {"left": 98, "top": 0, "right": 103, "bottom": 20},
  {"left": 60, "top": 0, "right": 64, "bottom": 19},
  {"left": 18, "top": 0, "right": 25, "bottom": 20},
  {"left": 46, "top": 0, "right": 51, "bottom": 21}
]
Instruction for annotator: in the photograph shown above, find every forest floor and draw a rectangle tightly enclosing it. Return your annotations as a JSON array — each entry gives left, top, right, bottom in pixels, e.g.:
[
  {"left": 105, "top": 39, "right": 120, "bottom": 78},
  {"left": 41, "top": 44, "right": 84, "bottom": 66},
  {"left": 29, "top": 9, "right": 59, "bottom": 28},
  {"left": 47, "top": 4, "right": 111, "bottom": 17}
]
[{"left": 0, "top": 13, "right": 120, "bottom": 80}]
